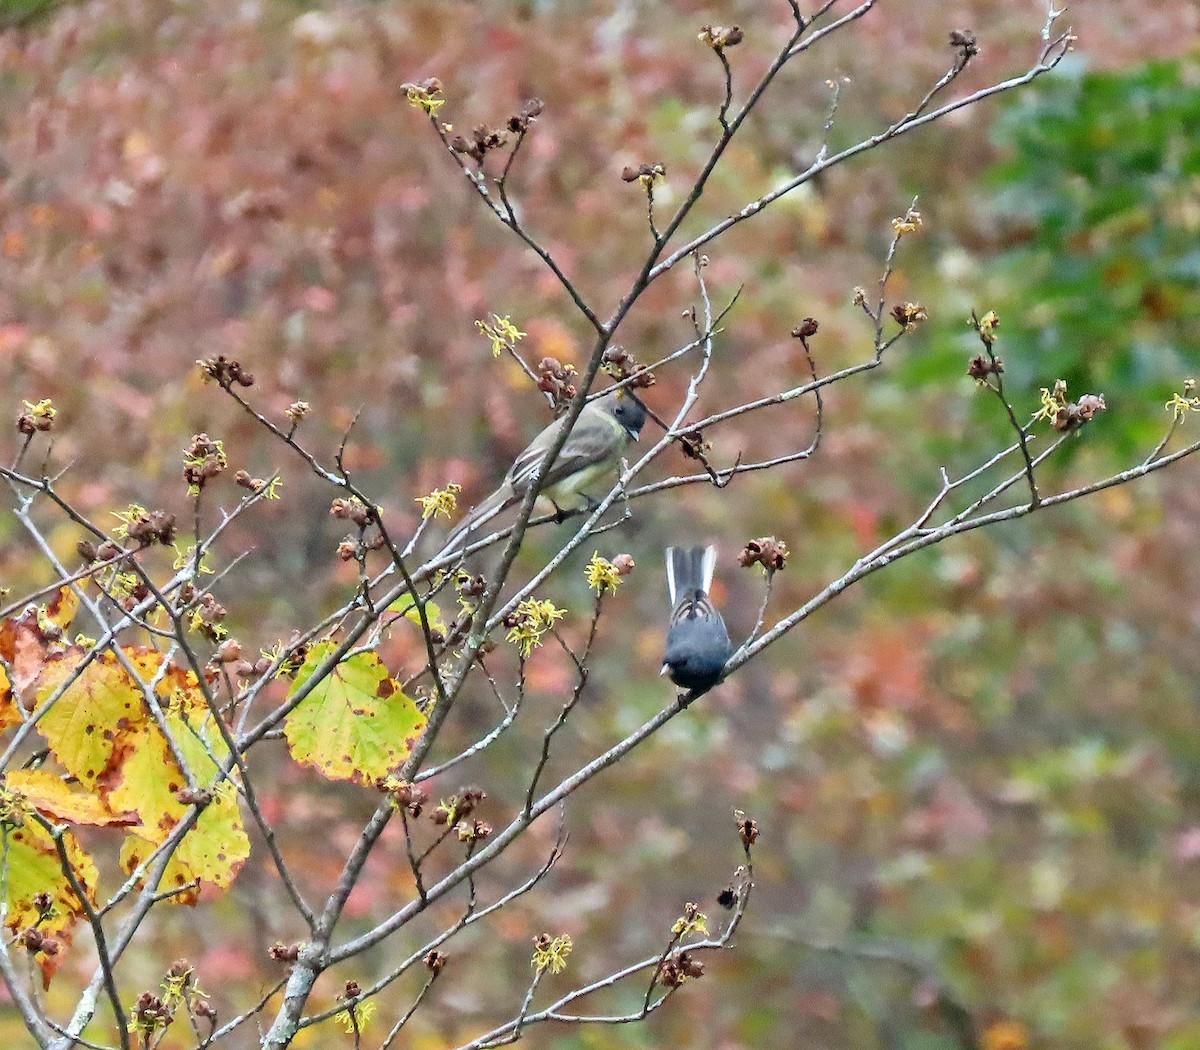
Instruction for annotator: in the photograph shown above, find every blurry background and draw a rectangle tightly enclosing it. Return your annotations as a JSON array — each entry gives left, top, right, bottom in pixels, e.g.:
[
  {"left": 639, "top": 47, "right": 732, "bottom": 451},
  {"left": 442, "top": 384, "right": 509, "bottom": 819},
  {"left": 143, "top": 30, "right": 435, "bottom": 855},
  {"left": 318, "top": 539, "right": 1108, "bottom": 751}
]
[{"left": 1, "top": 0, "right": 1199, "bottom": 1047}]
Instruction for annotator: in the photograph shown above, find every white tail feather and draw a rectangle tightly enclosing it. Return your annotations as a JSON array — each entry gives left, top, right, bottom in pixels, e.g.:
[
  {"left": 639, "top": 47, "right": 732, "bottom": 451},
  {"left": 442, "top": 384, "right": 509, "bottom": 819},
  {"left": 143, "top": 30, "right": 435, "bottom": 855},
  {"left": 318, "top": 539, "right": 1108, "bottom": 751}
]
[{"left": 700, "top": 545, "right": 716, "bottom": 593}]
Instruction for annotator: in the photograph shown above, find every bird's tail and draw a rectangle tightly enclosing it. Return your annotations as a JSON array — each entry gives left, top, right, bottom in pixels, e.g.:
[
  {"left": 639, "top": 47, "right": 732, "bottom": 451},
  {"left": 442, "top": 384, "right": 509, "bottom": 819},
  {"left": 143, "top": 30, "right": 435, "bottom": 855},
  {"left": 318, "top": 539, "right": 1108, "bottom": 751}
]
[
  {"left": 665, "top": 545, "right": 716, "bottom": 606},
  {"left": 433, "top": 483, "right": 516, "bottom": 564}
]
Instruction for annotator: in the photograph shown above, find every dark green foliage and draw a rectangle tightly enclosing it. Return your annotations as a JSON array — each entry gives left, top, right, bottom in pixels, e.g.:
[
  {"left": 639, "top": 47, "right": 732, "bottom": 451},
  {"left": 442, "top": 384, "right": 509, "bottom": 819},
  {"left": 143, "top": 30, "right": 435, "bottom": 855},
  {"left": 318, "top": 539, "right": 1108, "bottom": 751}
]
[{"left": 986, "top": 56, "right": 1200, "bottom": 444}]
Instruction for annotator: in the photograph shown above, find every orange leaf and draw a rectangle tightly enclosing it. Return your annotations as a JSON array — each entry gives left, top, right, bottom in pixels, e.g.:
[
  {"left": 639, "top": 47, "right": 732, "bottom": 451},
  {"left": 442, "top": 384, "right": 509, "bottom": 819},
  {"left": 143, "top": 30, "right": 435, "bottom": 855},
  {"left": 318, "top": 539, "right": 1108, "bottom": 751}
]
[{"left": 5, "top": 768, "right": 138, "bottom": 827}]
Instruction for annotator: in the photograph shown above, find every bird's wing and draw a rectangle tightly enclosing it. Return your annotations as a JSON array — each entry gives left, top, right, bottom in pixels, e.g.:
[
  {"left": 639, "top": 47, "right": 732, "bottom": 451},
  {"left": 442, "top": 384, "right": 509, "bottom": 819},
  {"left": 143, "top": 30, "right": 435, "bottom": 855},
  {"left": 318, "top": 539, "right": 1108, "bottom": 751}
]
[{"left": 508, "top": 406, "right": 621, "bottom": 496}]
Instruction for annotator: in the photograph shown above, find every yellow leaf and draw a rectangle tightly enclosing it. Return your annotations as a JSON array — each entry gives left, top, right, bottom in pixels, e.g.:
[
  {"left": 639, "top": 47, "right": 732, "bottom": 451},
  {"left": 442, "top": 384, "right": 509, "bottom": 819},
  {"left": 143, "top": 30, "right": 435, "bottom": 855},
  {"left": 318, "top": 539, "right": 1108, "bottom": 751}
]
[
  {"left": 35, "top": 647, "right": 202, "bottom": 788},
  {"left": 5, "top": 769, "right": 137, "bottom": 827},
  {"left": 105, "top": 702, "right": 221, "bottom": 838},
  {"left": 2, "top": 816, "right": 98, "bottom": 986},
  {"left": 44, "top": 586, "right": 79, "bottom": 630},
  {"left": 284, "top": 642, "right": 426, "bottom": 784},
  {"left": 107, "top": 700, "right": 249, "bottom": 899},
  {"left": 0, "top": 662, "right": 19, "bottom": 734},
  {"left": 118, "top": 784, "right": 249, "bottom": 905},
  {"left": 36, "top": 650, "right": 144, "bottom": 787}
]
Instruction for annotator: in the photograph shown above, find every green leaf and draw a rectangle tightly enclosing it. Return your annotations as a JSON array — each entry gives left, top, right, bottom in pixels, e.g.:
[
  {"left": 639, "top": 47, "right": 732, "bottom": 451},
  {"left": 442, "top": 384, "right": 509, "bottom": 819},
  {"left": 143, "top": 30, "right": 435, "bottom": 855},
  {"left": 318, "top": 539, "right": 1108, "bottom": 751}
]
[
  {"left": 283, "top": 642, "right": 426, "bottom": 784},
  {"left": 388, "top": 595, "right": 447, "bottom": 636}
]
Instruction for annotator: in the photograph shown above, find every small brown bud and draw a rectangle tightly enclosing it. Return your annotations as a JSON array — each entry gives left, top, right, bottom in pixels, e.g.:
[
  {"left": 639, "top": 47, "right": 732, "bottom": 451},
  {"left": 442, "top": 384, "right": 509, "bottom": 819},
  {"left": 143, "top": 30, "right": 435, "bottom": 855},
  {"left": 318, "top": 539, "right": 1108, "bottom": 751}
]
[
  {"left": 739, "top": 536, "right": 789, "bottom": 573},
  {"left": 949, "top": 28, "right": 980, "bottom": 59},
  {"left": 698, "top": 24, "right": 744, "bottom": 49},
  {"left": 659, "top": 960, "right": 684, "bottom": 987},
  {"left": 791, "top": 317, "right": 819, "bottom": 340},
  {"left": 234, "top": 470, "right": 266, "bottom": 493},
  {"left": 269, "top": 942, "right": 302, "bottom": 963},
  {"left": 734, "top": 809, "right": 759, "bottom": 847},
  {"left": 96, "top": 540, "right": 124, "bottom": 562},
  {"left": 76, "top": 539, "right": 99, "bottom": 562},
  {"left": 677, "top": 951, "right": 705, "bottom": 978},
  {"left": 459, "top": 573, "right": 487, "bottom": 597},
  {"left": 424, "top": 949, "right": 447, "bottom": 975},
  {"left": 176, "top": 787, "right": 213, "bottom": 807},
  {"left": 891, "top": 302, "right": 928, "bottom": 329},
  {"left": 967, "top": 354, "right": 1004, "bottom": 380},
  {"left": 216, "top": 639, "right": 243, "bottom": 663},
  {"left": 611, "top": 553, "right": 636, "bottom": 576},
  {"left": 330, "top": 497, "right": 371, "bottom": 523},
  {"left": 679, "top": 430, "right": 711, "bottom": 461},
  {"left": 196, "top": 355, "right": 254, "bottom": 389},
  {"left": 1075, "top": 393, "right": 1107, "bottom": 421}
]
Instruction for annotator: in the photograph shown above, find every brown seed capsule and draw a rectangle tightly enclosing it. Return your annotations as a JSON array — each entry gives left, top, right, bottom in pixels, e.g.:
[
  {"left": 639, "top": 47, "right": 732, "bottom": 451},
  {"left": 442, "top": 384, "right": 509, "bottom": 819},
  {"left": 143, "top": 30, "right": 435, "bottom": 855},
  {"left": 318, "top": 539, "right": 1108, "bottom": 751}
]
[
  {"left": 736, "top": 812, "right": 759, "bottom": 847},
  {"left": 739, "top": 537, "right": 789, "bottom": 573},
  {"left": 949, "top": 28, "right": 980, "bottom": 59},
  {"left": 424, "top": 949, "right": 447, "bottom": 975},
  {"left": 96, "top": 540, "right": 124, "bottom": 562}
]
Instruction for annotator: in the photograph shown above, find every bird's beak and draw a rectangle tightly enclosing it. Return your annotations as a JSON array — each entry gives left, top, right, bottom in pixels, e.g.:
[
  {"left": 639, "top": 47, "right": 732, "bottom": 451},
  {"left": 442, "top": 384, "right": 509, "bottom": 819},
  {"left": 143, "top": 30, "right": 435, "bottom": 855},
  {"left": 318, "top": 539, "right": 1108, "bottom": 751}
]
[{"left": 660, "top": 664, "right": 670, "bottom": 677}]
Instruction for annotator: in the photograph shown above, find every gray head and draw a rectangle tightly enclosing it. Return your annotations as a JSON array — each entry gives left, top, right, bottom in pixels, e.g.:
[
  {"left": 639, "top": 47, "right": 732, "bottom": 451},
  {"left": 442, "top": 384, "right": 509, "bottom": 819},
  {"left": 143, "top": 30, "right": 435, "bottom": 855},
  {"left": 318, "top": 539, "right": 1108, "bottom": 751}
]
[{"left": 602, "top": 390, "right": 647, "bottom": 440}]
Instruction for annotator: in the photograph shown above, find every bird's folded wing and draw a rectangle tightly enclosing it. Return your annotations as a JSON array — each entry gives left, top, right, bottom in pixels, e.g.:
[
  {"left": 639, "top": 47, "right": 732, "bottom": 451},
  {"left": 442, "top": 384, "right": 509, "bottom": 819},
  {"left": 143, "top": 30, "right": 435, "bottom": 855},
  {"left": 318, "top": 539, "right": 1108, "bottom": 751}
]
[{"left": 508, "top": 415, "right": 618, "bottom": 495}]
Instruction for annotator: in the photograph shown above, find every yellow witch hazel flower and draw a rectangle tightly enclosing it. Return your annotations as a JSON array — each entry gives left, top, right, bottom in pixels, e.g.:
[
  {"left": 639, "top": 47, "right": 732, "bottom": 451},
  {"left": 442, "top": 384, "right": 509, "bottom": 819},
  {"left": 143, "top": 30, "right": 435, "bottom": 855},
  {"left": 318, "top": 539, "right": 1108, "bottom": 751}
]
[
  {"left": 531, "top": 933, "right": 573, "bottom": 975},
  {"left": 335, "top": 998, "right": 376, "bottom": 1034},
  {"left": 584, "top": 551, "right": 621, "bottom": 596},
  {"left": 1033, "top": 379, "right": 1068, "bottom": 423},
  {"left": 1166, "top": 379, "right": 1200, "bottom": 422},
  {"left": 672, "top": 902, "right": 709, "bottom": 938},
  {"left": 403, "top": 77, "right": 445, "bottom": 116},
  {"left": 476, "top": 314, "right": 526, "bottom": 358},
  {"left": 20, "top": 398, "right": 57, "bottom": 430},
  {"left": 506, "top": 597, "right": 566, "bottom": 657},
  {"left": 111, "top": 504, "right": 149, "bottom": 539},
  {"left": 415, "top": 482, "right": 461, "bottom": 520},
  {"left": 891, "top": 206, "right": 922, "bottom": 236}
]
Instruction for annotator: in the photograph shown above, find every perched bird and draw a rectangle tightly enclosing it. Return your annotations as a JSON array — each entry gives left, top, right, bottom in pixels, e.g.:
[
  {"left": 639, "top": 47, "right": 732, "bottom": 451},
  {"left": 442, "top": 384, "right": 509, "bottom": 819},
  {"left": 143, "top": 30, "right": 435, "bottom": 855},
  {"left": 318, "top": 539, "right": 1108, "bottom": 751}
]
[
  {"left": 437, "top": 390, "right": 647, "bottom": 559},
  {"left": 662, "top": 545, "right": 733, "bottom": 694}
]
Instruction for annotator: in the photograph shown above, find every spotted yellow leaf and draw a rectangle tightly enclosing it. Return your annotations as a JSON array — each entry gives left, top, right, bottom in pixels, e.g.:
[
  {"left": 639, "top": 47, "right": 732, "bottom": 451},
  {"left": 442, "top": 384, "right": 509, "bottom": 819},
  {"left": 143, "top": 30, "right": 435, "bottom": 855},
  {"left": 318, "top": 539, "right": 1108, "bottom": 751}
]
[{"left": 284, "top": 642, "right": 426, "bottom": 784}]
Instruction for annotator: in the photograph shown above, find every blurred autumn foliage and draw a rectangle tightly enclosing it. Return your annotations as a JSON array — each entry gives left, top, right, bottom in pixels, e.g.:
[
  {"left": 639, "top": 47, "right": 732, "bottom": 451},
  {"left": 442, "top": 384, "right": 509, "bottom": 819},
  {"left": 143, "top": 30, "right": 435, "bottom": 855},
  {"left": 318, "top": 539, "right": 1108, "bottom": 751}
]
[{"left": 2, "top": 0, "right": 1200, "bottom": 1048}]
